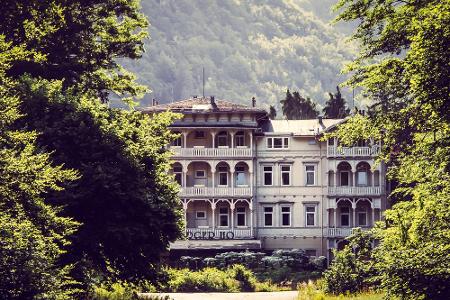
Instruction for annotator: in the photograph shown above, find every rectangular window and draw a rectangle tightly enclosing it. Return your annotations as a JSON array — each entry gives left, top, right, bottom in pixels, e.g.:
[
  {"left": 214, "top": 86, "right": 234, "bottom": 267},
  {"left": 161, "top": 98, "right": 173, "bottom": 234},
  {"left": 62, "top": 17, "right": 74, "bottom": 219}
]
[
  {"left": 195, "top": 170, "right": 206, "bottom": 178},
  {"left": 235, "top": 166, "right": 246, "bottom": 186},
  {"left": 340, "top": 207, "right": 350, "bottom": 227},
  {"left": 305, "top": 165, "right": 316, "bottom": 186},
  {"left": 195, "top": 131, "right": 205, "bottom": 139},
  {"left": 173, "top": 166, "right": 182, "bottom": 185},
  {"left": 172, "top": 136, "right": 182, "bottom": 147},
  {"left": 196, "top": 211, "right": 206, "bottom": 219},
  {"left": 357, "top": 211, "right": 367, "bottom": 226},
  {"left": 357, "top": 171, "right": 368, "bottom": 186},
  {"left": 340, "top": 171, "right": 349, "bottom": 186},
  {"left": 267, "top": 137, "right": 289, "bottom": 149},
  {"left": 263, "top": 166, "right": 273, "bottom": 186},
  {"left": 281, "top": 206, "right": 291, "bottom": 227},
  {"left": 235, "top": 133, "right": 245, "bottom": 147},
  {"left": 281, "top": 165, "right": 291, "bottom": 186},
  {"left": 305, "top": 249, "right": 317, "bottom": 257},
  {"left": 218, "top": 166, "right": 228, "bottom": 186},
  {"left": 236, "top": 207, "right": 246, "bottom": 226},
  {"left": 219, "top": 207, "right": 229, "bottom": 227},
  {"left": 263, "top": 206, "right": 273, "bottom": 227},
  {"left": 218, "top": 134, "right": 228, "bottom": 147},
  {"left": 305, "top": 205, "right": 317, "bottom": 226}
]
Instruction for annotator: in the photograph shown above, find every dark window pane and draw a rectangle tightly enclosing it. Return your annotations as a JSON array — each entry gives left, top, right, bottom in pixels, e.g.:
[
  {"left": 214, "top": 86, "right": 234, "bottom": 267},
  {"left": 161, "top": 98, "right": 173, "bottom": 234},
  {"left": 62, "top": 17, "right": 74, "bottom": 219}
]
[
  {"left": 264, "top": 214, "right": 272, "bottom": 226},
  {"left": 307, "top": 213, "right": 315, "bottom": 226},
  {"left": 282, "top": 213, "right": 290, "bottom": 226},
  {"left": 237, "top": 214, "right": 245, "bottom": 226}
]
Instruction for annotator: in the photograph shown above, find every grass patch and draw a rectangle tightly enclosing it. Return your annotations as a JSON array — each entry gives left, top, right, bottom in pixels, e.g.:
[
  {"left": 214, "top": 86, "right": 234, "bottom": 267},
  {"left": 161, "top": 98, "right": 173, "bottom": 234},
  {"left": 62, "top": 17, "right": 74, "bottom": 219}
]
[{"left": 298, "top": 281, "right": 383, "bottom": 300}]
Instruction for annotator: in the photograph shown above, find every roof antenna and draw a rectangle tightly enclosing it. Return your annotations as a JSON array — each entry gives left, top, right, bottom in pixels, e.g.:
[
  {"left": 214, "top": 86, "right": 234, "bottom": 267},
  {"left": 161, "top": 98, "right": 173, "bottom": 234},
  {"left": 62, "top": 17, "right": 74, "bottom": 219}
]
[{"left": 202, "top": 67, "right": 205, "bottom": 98}]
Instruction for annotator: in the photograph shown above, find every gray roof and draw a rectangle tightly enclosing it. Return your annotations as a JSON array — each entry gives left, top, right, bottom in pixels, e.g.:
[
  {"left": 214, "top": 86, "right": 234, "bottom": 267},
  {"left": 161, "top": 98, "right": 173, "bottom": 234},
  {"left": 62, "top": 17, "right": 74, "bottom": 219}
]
[{"left": 262, "top": 119, "right": 345, "bottom": 136}]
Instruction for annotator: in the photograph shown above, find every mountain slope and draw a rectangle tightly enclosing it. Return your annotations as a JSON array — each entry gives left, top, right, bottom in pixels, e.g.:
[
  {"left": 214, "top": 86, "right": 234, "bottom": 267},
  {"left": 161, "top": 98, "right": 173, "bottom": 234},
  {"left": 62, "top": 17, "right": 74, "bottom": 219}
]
[{"left": 124, "top": 0, "right": 357, "bottom": 110}]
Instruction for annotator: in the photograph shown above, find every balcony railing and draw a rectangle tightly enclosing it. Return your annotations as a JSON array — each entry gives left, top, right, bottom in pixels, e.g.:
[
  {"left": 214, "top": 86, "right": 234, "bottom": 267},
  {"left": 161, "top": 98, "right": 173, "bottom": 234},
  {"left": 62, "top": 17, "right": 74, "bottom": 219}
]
[
  {"left": 327, "top": 227, "right": 371, "bottom": 237},
  {"left": 171, "top": 147, "right": 252, "bottom": 158},
  {"left": 186, "top": 227, "right": 253, "bottom": 239},
  {"left": 327, "top": 146, "right": 379, "bottom": 157},
  {"left": 328, "top": 186, "right": 382, "bottom": 196},
  {"left": 180, "top": 186, "right": 252, "bottom": 197}
]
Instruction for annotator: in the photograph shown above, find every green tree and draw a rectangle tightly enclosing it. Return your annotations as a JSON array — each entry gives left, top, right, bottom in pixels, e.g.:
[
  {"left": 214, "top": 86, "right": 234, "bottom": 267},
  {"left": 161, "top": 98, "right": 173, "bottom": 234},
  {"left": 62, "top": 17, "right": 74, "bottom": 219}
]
[
  {"left": 326, "top": 0, "right": 450, "bottom": 298},
  {"left": 16, "top": 79, "right": 183, "bottom": 283},
  {"left": 0, "top": 0, "right": 148, "bottom": 102},
  {"left": 0, "top": 37, "right": 79, "bottom": 299},
  {"left": 323, "top": 86, "right": 349, "bottom": 118},
  {"left": 280, "top": 90, "right": 319, "bottom": 119}
]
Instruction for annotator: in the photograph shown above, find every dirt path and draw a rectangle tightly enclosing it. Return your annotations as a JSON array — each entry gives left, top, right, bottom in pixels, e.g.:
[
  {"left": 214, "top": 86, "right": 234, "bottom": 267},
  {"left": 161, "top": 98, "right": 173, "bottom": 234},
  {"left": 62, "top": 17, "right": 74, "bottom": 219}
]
[{"left": 139, "top": 291, "right": 298, "bottom": 300}]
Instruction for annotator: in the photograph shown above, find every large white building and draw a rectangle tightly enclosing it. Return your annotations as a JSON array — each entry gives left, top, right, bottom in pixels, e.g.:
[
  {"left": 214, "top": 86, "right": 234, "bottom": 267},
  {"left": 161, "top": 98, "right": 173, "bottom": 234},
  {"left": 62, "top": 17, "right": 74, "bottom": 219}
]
[{"left": 142, "top": 97, "right": 387, "bottom": 260}]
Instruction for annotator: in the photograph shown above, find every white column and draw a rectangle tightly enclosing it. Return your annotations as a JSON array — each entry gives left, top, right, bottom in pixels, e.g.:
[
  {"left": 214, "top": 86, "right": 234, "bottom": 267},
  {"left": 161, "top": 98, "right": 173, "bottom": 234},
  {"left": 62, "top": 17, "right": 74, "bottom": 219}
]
[
  {"left": 211, "top": 166, "right": 216, "bottom": 189},
  {"left": 333, "top": 208, "right": 337, "bottom": 228},
  {"left": 352, "top": 201, "right": 356, "bottom": 227},
  {"left": 211, "top": 201, "right": 216, "bottom": 231},
  {"left": 334, "top": 171, "right": 338, "bottom": 187},
  {"left": 250, "top": 199, "right": 254, "bottom": 237},
  {"left": 230, "top": 165, "right": 235, "bottom": 195},
  {"left": 249, "top": 131, "right": 253, "bottom": 154},
  {"left": 371, "top": 171, "right": 375, "bottom": 186},
  {"left": 230, "top": 131, "right": 235, "bottom": 148},
  {"left": 183, "top": 200, "right": 188, "bottom": 236},
  {"left": 211, "top": 131, "right": 216, "bottom": 148},
  {"left": 371, "top": 203, "right": 376, "bottom": 226},
  {"left": 230, "top": 201, "right": 235, "bottom": 231},
  {"left": 249, "top": 171, "right": 254, "bottom": 195},
  {"left": 182, "top": 132, "right": 188, "bottom": 148},
  {"left": 353, "top": 171, "right": 357, "bottom": 186}
]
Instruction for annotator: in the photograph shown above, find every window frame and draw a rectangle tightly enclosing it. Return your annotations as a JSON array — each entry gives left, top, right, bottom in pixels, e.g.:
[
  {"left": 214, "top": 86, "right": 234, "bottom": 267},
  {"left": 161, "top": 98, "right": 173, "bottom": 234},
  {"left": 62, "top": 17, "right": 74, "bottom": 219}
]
[
  {"left": 235, "top": 166, "right": 246, "bottom": 186},
  {"left": 340, "top": 207, "right": 351, "bottom": 227},
  {"left": 173, "top": 166, "right": 183, "bottom": 186},
  {"left": 195, "top": 170, "right": 206, "bottom": 179},
  {"left": 267, "top": 137, "right": 289, "bottom": 149},
  {"left": 305, "top": 204, "right": 317, "bottom": 227},
  {"left": 235, "top": 131, "right": 245, "bottom": 147},
  {"left": 356, "top": 171, "right": 368, "bottom": 186},
  {"left": 305, "top": 164, "right": 316, "bottom": 186},
  {"left": 340, "top": 171, "right": 350, "bottom": 186},
  {"left": 218, "top": 207, "right": 229, "bottom": 227},
  {"left": 195, "top": 210, "right": 207, "bottom": 220},
  {"left": 262, "top": 165, "right": 273, "bottom": 186},
  {"left": 280, "top": 205, "right": 292, "bottom": 227},
  {"left": 280, "top": 164, "right": 292, "bottom": 186},
  {"left": 357, "top": 210, "right": 368, "bottom": 226},
  {"left": 236, "top": 206, "right": 247, "bottom": 227},
  {"left": 263, "top": 206, "right": 274, "bottom": 227}
]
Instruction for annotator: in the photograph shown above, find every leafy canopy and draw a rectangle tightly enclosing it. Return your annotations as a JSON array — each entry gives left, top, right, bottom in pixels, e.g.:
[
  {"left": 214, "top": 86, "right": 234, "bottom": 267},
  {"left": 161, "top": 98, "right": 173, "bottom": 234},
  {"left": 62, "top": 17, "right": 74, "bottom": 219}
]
[
  {"left": 328, "top": 0, "right": 450, "bottom": 298},
  {"left": 280, "top": 89, "right": 319, "bottom": 120}
]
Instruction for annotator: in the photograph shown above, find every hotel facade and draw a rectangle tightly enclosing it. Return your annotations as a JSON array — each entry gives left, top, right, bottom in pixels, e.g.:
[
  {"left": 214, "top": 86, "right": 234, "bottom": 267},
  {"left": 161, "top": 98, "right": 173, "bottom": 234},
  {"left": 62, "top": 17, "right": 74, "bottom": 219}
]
[{"left": 142, "top": 97, "right": 387, "bottom": 260}]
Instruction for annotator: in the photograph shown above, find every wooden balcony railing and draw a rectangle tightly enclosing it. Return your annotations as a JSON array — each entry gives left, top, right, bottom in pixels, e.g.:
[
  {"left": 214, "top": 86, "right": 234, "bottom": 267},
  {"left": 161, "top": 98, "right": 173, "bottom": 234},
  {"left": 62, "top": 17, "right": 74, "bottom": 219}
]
[
  {"left": 327, "top": 227, "right": 371, "bottom": 237},
  {"left": 327, "top": 146, "right": 380, "bottom": 157},
  {"left": 328, "top": 186, "right": 382, "bottom": 196},
  {"left": 180, "top": 186, "right": 252, "bottom": 197},
  {"left": 171, "top": 147, "right": 252, "bottom": 158}
]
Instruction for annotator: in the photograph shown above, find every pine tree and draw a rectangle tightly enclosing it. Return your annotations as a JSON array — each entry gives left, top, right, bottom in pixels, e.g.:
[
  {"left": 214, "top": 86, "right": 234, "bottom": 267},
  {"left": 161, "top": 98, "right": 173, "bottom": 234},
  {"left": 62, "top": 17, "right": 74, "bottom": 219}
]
[
  {"left": 280, "top": 89, "right": 319, "bottom": 120},
  {"left": 323, "top": 86, "right": 349, "bottom": 118},
  {"left": 269, "top": 105, "right": 277, "bottom": 119}
]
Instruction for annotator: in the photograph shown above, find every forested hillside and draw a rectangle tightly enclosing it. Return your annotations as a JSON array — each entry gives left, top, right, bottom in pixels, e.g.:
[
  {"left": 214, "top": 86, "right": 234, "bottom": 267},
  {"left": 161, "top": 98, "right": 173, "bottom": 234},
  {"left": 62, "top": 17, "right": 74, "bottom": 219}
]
[{"left": 125, "top": 0, "right": 357, "bottom": 109}]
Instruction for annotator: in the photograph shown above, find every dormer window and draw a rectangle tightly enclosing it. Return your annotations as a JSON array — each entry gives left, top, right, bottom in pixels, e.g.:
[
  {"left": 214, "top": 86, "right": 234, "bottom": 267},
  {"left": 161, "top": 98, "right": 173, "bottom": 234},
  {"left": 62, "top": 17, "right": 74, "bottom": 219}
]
[{"left": 267, "top": 137, "right": 289, "bottom": 149}]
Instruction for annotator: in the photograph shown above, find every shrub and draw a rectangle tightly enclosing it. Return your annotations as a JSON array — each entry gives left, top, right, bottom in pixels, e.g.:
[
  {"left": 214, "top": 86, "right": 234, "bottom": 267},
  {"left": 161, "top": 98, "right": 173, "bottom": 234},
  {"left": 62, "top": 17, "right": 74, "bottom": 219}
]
[
  {"left": 165, "top": 267, "right": 239, "bottom": 292},
  {"left": 90, "top": 282, "right": 139, "bottom": 300},
  {"left": 230, "top": 264, "right": 257, "bottom": 292}
]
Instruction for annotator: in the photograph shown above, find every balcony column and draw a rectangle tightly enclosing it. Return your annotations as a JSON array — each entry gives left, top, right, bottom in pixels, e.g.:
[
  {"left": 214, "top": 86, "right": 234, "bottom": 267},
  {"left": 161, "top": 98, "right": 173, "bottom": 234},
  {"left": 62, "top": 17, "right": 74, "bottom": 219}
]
[
  {"left": 182, "top": 200, "right": 188, "bottom": 236},
  {"left": 211, "top": 165, "right": 216, "bottom": 190},
  {"left": 211, "top": 201, "right": 216, "bottom": 231},
  {"left": 182, "top": 131, "right": 188, "bottom": 148},
  {"left": 230, "top": 130, "right": 235, "bottom": 148},
  {"left": 371, "top": 171, "right": 375, "bottom": 187},
  {"left": 334, "top": 170, "right": 338, "bottom": 187},
  {"left": 249, "top": 199, "right": 254, "bottom": 237},
  {"left": 211, "top": 131, "right": 217, "bottom": 148},
  {"left": 182, "top": 163, "right": 187, "bottom": 188},
  {"left": 352, "top": 201, "right": 356, "bottom": 227},
  {"left": 333, "top": 208, "right": 337, "bottom": 228},
  {"left": 371, "top": 202, "right": 376, "bottom": 226},
  {"left": 230, "top": 201, "right": 235, "bottom": 232}
]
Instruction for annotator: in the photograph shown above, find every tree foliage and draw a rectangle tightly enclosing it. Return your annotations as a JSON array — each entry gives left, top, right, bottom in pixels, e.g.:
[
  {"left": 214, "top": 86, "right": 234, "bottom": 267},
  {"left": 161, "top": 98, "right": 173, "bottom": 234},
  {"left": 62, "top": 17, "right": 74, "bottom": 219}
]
[
  {"left": 280, "top": 89, "right": 319, "bottom": 120},
  {"left": 0, "top": 37, "right": 79, "bottom": 300},
  {"left": 16, "top": 79, "right": 183, "bottom": 282},
  {"left": 327, "top": 0, "right": 450, "bottom": 298},
  {"left": 323, "top": 86, "right": 349, "bottom": 118},
  {"left": 0, "top": 0, "right": 148, "bottom": 102}
]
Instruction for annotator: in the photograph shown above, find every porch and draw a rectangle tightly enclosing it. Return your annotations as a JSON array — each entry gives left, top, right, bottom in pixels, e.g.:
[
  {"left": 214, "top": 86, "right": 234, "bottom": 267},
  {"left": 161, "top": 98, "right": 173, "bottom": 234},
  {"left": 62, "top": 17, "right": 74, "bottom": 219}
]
[{"left": 181, "top": 198, "right": 255, "bottom": 240}]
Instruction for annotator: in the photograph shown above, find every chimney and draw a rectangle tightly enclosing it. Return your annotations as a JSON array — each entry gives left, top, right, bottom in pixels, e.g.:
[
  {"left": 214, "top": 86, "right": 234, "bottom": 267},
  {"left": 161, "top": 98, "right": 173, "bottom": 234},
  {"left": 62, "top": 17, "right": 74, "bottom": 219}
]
[
  {"left": 152, "top": 98, "right": 156, "bottom": 106},
  {"left": 210, "top": 96, "right": 215, "bottom": 105},
  {"left": 252, "top": 97, "right": 256, "bottom": 107},
  {"left": 318, "top": 115, "right": 325, "bottom": 129},
  {"left": 155, "top": 100, "right": 159, "bottom": 105}
]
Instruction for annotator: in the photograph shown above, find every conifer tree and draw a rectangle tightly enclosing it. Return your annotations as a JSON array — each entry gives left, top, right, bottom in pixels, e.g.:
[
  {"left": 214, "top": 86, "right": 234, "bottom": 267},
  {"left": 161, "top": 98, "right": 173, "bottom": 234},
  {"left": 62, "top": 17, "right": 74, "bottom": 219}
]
[{"left": 323, "top": 86, "right": 349, "bottom": 118}]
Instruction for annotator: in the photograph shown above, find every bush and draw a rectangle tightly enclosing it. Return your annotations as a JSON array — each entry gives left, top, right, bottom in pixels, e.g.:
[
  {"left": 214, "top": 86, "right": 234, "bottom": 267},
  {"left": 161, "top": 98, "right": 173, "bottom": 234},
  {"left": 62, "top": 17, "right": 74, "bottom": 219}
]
[
  {"left": 230, "top": 264, "right": 257, "bottom": 292},
  {"left": 90, "top": 282, "right": 139, "bottom": 300},
  {"left": 164, "top": 267, "right": 240, "bottom": 292}
]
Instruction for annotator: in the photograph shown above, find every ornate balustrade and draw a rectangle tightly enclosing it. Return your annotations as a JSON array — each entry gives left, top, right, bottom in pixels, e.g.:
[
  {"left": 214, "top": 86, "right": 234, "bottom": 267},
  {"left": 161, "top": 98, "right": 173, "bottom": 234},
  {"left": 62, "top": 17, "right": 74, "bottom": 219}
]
[
  {"left": 171, "top": 147, "right": 252, "bottom": 158},
  {"left": 328, "top": 186, "right": 382, "bottom": 196},
  {"left": 186, "top": 227, "right": 253, "bottom": 239},
  {"left": 180, "top": 186, "right": 252, "bottom": 197},
  {"left": 327, "top": 146, "right": 379, "bottom": 157}
]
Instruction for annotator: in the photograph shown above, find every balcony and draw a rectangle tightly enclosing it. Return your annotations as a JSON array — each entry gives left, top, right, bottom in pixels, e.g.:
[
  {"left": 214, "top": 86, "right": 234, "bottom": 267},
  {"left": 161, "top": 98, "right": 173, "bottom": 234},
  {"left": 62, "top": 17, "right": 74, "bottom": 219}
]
[
  {"left": 180, "top": 186, "right": 252, "bottom": 197},
  {"left": 186, "top": 228, "right": 253, "bottom": 240},
  {"left": 171, "top": 147, "right": 252, "bottom": 158},
  {"left": 328, "top": 186, "right": 382, "bottom": 196},
  {"left": 327, "top": 227, "right": 371, "bottom": 238},
  {"left": 327, "top": 146, "right": 379, "bottom": 157}
]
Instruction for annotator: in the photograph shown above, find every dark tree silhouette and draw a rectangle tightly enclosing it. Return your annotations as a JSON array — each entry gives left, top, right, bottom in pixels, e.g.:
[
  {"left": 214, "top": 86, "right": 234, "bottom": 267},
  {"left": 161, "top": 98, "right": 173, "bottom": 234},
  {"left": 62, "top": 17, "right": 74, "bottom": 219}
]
[{"left": 323, "top": 86, "right": 350, "bottom": 118}]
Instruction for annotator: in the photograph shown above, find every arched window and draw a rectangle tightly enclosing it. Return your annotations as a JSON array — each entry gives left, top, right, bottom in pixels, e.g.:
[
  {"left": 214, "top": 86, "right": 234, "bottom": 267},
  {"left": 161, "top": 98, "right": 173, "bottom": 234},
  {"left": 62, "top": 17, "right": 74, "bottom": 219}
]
[{"left": 356, "top": 163, "right": 370, "bottom": 186}]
